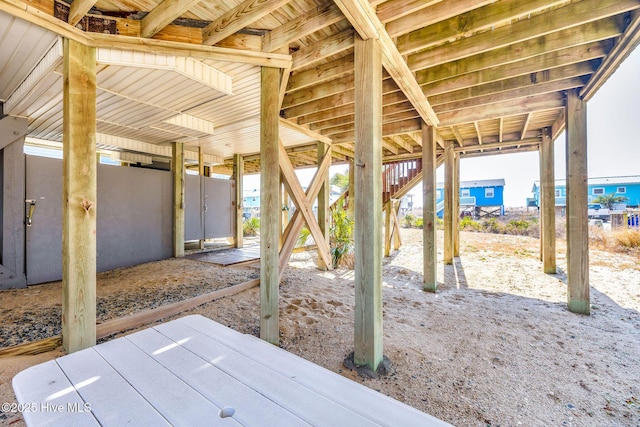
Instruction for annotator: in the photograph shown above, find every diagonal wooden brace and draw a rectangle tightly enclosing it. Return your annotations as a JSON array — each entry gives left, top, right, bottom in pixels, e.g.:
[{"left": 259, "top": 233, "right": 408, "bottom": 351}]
[{"left": 279, "top": 144, "right": 333, "bottom": 277}]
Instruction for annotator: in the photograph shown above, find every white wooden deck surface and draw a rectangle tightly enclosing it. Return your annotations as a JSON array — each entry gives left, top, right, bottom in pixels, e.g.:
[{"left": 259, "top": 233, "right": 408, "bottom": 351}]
[{"left": 13, "top": 315, "right": 451, "bottom": 426}]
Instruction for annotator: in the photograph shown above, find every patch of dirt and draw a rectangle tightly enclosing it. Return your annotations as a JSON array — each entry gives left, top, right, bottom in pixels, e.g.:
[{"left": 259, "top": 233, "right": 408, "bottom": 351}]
[{"left": 1, "top": 229, "right": 639, "bottom": 426}]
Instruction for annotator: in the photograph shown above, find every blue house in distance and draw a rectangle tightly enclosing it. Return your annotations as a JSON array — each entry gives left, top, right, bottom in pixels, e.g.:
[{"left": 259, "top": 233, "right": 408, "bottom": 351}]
[
  {"left": 531, "top": 176, "right": 640, "bottom": 210},
  {"left": 435, "top": 179, "right": 505, "bottom": 218}
]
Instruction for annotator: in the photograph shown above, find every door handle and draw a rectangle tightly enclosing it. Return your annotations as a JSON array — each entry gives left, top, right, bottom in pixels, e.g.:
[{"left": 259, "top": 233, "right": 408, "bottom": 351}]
[{"left": 25, "top": 199, "right": 36, "bottom": 226}]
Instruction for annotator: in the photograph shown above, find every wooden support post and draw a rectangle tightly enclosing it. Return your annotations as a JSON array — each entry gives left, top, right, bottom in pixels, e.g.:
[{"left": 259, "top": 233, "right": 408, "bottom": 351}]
[
  {"left": 422, "top": 123, "right": 438, "bottom": 292},
  {"left": 260, "top": 66, "right": 280, "bottom": 344},
  {"left": 348, "top": 157, "right": 355, "bottom": 217},
  {"left": 443, "top": 141, "right": 454, "bottom": 265},
  {"left": 62, "top": 38, "right": 97, "bottom": 353},
  {"left": 172, "top": 141, "right": 185, "bottom": 258},
  {"left": 384, "top": 201, "right": 392, "bottom": 257},
  {"left": 354, "top": 35, "right": 383, "bottom": 371},
  {"left": 566, "top": 89, "right": 589, "bottom": 314},
  {"left": 540, "top": 127, "right": 557, "bottom": 274},
  {"left": 317, "top": 142, "right": 331, "bottom": 270},
  {"left": 233, "top": 153, "right": 244, "bottom": 248},
  {"left": 453, "top": 153, "right": 460, "bottom": 257}
]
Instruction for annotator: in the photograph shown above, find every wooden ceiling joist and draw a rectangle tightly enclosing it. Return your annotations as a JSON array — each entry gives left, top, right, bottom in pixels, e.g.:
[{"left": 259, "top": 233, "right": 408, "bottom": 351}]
[
  {"left": 333, "top": 0, "right": 439, "bottom": 126},
  {"left": 141, "top": 0, "right": 204, "bottom": 39},
  {"left": 407, "top": 0, "right": 639, "bottom": 72},
  {"left": 202, "top": 0, "right": 292, "bottom": 46},
  {"left": 68, "top": 0, "right": 97, "bottom": 27}
]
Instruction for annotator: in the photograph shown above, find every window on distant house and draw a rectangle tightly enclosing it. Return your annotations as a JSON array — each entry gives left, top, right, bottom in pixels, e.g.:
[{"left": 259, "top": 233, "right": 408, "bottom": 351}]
[
  {"left": 617, "top": 187, "right": 627, "bottom": 194},
  {"left": 461, "top": 189, "right": 470, "bottom": 197},
  {"left": 485, "top": 188, "right": 494, "bottom": 198},
  {"left": 555, "top": 189, "right": 561, "bottom": 197},
  {"left": 437, "top": 190, "right": 442, "bottom": 199},
  {"left": 592, "top": 187, "right": 604, "bottom": 195}
]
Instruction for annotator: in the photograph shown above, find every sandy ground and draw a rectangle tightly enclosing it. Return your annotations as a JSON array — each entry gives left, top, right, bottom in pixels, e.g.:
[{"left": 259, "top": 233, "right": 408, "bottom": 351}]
[{"left": 1, "top": 229, "right": 639, "bottom": 426}]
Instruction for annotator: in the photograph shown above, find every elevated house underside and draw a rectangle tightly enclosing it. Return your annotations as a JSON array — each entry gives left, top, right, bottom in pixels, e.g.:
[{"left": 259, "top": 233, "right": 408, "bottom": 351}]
[{"left": 0, "top": 0, "right": 639, "bottom": 369}]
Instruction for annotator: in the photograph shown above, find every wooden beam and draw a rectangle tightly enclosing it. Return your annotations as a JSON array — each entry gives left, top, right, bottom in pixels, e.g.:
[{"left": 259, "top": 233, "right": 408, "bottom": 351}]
[
  {"left": 581, "top": 11, "right": 640, "bottom": 101},
  {"left": 87, "top": 33, "right": 292, "bottom": 69},
  {"left": 333, "top": 0, "right": 439, "bottom": 126},
  {"left": 451, "top": 126, "right": 464, "bottom": 147},
  {"left": 540, "top": 127, "right": 556, "bottom": 274},
  {"left": 443, "top": 141, "right": 454, "bottom": 265},
  {"left": 384, "top": 201, "right": 392, "bottom": 257},
  {"left": 277, "top": 144, "right": 333, "bottom": 275},
  {"left": 317, "top": 142, "right": 331, "bottom": 270},
  {"left": 565, "top": 88, "right": 589, "bottom": 315},
  {"left": 233, "top": 153, "right": 244, "bottom": 248},
  {"left": 455, "top": 137, "right": 541, "bottom": 153},
  {"left": 260, "top": 65, "right": 281, "bottom": 344},
  {"left": 353, "top": 35, "right": 383, "bottom": 372},
  {"left": 431, "top": 75, "right": 590, "bottom": 114},
  {"left": 62, "top": 39, "right": 97, "bottom": 353},
  {"left": 172, "top": 141, "right": 185, "bottom": 257},
  {"left": 386, "top": 0, "right": 493, "bottom": 38},
  {"left": 473, "top": 121, "right": 483, "bottom": 145},
  {"left": 421, "top": 44, "right": 606, "bottom": 98},
  {"left": 407, "top": 0, "right": 639, "bottom": 71},
  {"left": 141, "top": 0, "right": 203, "bottom": 38},
  {"left": 422, "top": 123, "right": 437, "bottom": 292},
  {"left": 521, "top": 113, "right": 532, "bottom": 140},
  {"left": 263, "top": 2, "right": 343, "bottom": 52},
  {"left": 278, "top": 141, "right": 333, "bottom": 269},
  {"left": 396, "top": 0, "right": 568, "bottom": 55},
  {"left": 202, "top": 0, "right": 292, "bottom": 46},
  {"left": 68, "top": 0, "right": 97, "bottom": 26},
  {"left": 437, "top": 92, "right": 565, "bottom": 127},
  {"left": 376, "top": 0, "right": 440, "bottom": 24},
  {"left": 291, "top": 28, "right": 354, "bottom": 70},
  {"left": 288, "top": 56, "right": 354, "bottom": 93}
]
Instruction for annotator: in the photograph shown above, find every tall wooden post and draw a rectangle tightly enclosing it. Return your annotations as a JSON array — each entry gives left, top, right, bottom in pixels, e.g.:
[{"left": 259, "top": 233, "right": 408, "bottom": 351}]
[
  {"left": 384, "top": 201, "right": 392, "bottom": 257},
  {"left": 453, "top": 153, "right": 460, "bottom": 257},
  {"left": 260, "top": 66, "right": 280, "bottom": 344},
  {"left": 317, "top": 142, "right": 331, "bottom": 270},
  {"left": 443, "top": 141, "right": 454, "bottom": 265},
  {"left": 172, "top": 141, "right": 185, "bottom": 257},
  {"left": 233, "top": 153, "right": 244, "bottom": 248},
  {"left": 393, "top": 200, "right": 401, "bottom": 251},
  {"left": 62, "top": 38, "right": 97, "bottom": 353},
  {"left": 422, "top": 123, "right": 437, "bottom": 292},
  {"left": 566, "top": 89, "right": 589, "bottom": 314},
  {"left": 354, "top": 35, "right": 383, "bottom": 371},
  {"left": 348, "top": 157, "right": 355, "bottom": 216},
  {"left": 540, "top": 127, "right": 556, "bottom": 274}
]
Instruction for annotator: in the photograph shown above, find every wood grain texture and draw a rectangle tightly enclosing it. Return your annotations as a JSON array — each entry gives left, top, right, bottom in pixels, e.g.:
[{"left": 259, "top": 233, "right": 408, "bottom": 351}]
[
  {"left": 422, "top": 123, "right": 437, "bottom": 291},
  {"left": 443, "top": 141, "right": 454, "bottom": 265},
  {"left": 353, "top": 35, "right": 383, "bottom": 371},
  {"left": 62, "top": 38, "right": 97, "bottom": 353},
  {"left": 565, "top": 88, "right": 590, "bottom": 314},
  {"left": 540, "top": 127, "right": 556, "bottom": 274},
  {"left": 260, "top": 65, "right": 280, "bottom": 344}
]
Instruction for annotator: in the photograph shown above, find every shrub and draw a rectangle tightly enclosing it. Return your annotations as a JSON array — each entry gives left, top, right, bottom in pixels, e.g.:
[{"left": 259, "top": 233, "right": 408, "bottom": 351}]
[
  {"left": 403, "top": 213, "right": 415, "bottom": 228},
  {"left": 459, "top": 216, "right": 482, "bottom": 231},
  {"left": 330, "top": 204, "right": 354, "bottom": 268},
  {"left": 414, "top": 217, "right": 424, "bottom": 229},
  {"left": 482, "top": 217, "right": 502, "bottom": 234},
  {"left": 243, "top": 217, "right": 260, "bottom": 236}
]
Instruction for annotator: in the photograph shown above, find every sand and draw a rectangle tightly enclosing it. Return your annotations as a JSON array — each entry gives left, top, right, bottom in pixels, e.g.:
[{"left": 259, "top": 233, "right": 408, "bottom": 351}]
[{"left": 1, "top": 229, "right": 639, "bottom": 426}]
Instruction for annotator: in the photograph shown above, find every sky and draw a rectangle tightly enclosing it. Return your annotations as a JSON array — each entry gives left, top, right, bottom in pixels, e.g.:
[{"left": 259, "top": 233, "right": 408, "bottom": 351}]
[{"left": 245, "top": 45, "right": 640, "bottom": 207}]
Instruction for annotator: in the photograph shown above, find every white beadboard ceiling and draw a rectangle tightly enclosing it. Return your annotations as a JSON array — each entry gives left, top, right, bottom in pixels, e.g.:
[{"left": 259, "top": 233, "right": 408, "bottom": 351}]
[{"left": 0, "top": 10, "right": 319, "bottom": 165}]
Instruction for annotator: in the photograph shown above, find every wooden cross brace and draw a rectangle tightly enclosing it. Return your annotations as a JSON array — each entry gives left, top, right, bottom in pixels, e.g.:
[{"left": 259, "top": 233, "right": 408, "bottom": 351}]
[{"left": 278, "top": 140, "right": 333, "bottom": 276}]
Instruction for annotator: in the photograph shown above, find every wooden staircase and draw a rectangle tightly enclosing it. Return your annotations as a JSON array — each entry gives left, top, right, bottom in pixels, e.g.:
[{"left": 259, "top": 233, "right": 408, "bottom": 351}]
[{"left": 382, "top": 159, "right": 423, "bottom": 205}]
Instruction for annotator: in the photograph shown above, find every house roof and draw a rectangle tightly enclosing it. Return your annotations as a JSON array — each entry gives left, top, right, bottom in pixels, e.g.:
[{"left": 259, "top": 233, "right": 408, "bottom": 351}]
[
  {"left": 438, "top": 179, "right": 506, "bottom": 189},
  {"left": 533, "top": 175, "right": 640, "bottom": 189},
  {"left": 1, "top": 0, "right": 639, "bottom": 173}
]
